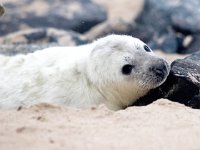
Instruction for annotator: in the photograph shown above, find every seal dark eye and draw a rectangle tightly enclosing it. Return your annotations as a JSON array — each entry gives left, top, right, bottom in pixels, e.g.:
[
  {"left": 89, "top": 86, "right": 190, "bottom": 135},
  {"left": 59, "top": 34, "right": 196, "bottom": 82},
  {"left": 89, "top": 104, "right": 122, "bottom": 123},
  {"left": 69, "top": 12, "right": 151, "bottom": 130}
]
[
  {"left": 122, "top": 64, "right": 133, "bottom": 75},
  {"left": 144, "top": 45, "right": 151, "bottom": 52}
]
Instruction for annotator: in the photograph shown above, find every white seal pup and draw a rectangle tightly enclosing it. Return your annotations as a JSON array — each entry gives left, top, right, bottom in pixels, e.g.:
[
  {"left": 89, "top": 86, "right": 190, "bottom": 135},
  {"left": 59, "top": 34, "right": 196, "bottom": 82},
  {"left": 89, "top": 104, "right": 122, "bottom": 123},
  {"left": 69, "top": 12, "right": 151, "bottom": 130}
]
[{"left": 0, "top": 34, "right": 170, "bottom": 110}]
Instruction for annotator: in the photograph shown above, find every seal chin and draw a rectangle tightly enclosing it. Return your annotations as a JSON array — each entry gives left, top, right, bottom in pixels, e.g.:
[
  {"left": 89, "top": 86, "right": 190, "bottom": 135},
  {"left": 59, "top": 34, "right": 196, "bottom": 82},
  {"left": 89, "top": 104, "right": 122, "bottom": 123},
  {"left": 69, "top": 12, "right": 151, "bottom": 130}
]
[{"left": 141, "top": 75, "right": 167, "bottom": 90}]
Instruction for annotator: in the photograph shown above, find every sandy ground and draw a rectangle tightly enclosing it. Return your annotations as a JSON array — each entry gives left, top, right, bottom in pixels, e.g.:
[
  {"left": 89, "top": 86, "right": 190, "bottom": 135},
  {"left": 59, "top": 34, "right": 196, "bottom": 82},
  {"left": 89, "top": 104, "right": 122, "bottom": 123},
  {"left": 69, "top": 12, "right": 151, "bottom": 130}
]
[
  {"left": 0, "top": 52, "right": 194, "bottom": 150},
  {"left": 1, "top": 99, "right": 200, "bottom": 150}
]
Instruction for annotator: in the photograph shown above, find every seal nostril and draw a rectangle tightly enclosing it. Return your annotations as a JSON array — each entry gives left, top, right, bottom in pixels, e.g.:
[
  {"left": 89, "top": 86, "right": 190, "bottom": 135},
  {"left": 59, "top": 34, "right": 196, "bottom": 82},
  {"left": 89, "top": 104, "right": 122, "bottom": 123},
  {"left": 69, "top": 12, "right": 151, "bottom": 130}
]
[
  {"left": 158, "top": 59, "right": 169, "bottom": 73},
  {"left": 161, "top": 63, "right": 168, "bottom": 73},
  {"left": 150, "top": 63, "right": 166, "bottom": 79},
  {"left": 155, "top": 68, "right": 164, "bottom": 78}
]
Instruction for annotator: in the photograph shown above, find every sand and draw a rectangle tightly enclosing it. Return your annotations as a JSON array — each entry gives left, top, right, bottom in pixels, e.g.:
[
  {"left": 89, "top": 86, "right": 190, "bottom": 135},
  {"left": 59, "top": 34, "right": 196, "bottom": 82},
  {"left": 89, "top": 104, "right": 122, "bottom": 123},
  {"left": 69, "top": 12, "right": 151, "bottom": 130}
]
[
  {"left": 1, "top": 99, "right": 200, "bottom": 150},
  {"left": 1, "top": 52, "right": 196, "bottom": 150}
]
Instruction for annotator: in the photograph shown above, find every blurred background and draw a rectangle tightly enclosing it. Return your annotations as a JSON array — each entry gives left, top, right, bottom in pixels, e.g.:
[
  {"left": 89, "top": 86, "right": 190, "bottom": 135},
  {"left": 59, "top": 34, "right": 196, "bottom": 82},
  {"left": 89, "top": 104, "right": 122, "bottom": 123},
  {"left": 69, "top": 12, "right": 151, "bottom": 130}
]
[{"left": 0, "top": 0, "right": 200, "bottom": 55}]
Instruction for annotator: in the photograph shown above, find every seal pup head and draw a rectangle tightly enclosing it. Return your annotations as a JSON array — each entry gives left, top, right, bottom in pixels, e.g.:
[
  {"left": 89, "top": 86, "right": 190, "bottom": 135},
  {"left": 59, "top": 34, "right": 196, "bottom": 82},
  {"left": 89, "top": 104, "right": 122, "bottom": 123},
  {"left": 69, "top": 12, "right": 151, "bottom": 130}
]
[{"left": 87, "top": 34, "right": 170, "bottom": 110}]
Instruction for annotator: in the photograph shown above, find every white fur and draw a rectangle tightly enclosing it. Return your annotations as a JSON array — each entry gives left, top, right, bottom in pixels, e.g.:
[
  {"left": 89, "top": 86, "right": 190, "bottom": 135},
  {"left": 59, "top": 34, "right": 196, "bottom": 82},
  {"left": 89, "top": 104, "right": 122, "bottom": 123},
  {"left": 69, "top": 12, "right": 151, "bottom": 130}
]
[{"left": 0, "top": 35, "right": 169, "bottom": 110}]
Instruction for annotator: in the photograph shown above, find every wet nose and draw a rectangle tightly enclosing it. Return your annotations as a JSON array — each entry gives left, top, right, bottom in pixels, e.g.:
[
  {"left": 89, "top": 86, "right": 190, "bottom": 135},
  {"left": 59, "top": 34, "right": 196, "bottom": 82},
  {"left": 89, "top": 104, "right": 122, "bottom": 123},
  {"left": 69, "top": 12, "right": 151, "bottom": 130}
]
[{"left": 149, "top": 59, "right": 169, "bottom": 78}]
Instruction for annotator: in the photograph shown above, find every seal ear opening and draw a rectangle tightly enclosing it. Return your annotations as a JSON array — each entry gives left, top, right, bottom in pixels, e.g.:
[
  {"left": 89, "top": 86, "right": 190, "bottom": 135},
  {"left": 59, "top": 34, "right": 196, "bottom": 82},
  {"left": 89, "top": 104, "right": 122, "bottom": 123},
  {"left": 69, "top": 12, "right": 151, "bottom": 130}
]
[{"left": 122, "top": 64, "right": 133, "bottom": 75}]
